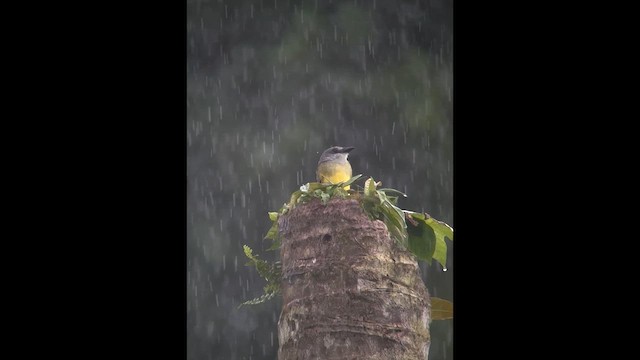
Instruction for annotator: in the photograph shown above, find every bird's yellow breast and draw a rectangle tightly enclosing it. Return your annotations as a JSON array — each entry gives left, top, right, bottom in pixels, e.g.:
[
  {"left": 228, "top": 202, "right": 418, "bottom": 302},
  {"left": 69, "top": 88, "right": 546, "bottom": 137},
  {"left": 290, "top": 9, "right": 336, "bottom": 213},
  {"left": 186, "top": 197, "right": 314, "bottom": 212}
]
[{"left": 316, "top": 160, "right": 353, "bottom": 190}]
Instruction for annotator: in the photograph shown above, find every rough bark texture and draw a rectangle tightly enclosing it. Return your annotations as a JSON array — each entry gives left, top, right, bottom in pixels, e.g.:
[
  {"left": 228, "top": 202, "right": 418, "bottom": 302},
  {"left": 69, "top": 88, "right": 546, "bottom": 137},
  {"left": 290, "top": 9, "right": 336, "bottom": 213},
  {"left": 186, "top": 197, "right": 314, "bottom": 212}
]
[{"left": 277, "top": 198, "right": 430, "bottom": 360}]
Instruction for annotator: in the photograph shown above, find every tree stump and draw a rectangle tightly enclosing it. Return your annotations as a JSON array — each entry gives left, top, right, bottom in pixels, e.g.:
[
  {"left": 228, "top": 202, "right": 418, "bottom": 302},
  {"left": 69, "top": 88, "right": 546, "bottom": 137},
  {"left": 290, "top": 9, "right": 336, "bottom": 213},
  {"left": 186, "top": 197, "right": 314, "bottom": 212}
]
[{"left": 277, "top": 198, "right": 431, "bottom": 359}]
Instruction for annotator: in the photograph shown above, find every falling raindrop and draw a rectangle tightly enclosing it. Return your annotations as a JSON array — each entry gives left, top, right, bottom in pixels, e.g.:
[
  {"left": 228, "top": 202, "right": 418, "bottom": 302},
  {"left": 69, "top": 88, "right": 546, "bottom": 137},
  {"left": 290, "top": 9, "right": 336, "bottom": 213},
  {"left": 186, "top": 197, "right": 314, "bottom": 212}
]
[{"left": 257, "top": 173, "right": 262, "bottom": 192}]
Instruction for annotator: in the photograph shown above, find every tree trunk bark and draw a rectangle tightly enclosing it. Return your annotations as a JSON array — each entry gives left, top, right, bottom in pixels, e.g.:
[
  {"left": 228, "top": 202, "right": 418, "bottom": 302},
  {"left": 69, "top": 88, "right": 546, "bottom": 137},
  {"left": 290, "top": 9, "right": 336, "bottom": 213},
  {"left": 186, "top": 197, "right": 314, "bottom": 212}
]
[{"left": 277, "top": 198, "right": 431, "bottom": 360}]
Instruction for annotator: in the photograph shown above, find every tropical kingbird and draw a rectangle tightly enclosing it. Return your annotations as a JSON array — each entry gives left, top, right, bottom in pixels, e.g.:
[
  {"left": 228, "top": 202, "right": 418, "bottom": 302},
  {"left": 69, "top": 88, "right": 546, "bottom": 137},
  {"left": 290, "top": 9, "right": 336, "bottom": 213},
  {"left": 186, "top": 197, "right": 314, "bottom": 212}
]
[{"left": 316, "top": 146, "right": 355, "bottom": 190}]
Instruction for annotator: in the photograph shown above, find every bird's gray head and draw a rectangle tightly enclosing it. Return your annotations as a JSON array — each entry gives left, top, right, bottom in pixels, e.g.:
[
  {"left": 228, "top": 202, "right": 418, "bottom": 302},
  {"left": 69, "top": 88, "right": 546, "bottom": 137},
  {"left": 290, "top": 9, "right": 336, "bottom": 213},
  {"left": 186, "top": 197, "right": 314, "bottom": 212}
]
[{"left": 318, "top": 146, "right": 355, "bottom": 164}]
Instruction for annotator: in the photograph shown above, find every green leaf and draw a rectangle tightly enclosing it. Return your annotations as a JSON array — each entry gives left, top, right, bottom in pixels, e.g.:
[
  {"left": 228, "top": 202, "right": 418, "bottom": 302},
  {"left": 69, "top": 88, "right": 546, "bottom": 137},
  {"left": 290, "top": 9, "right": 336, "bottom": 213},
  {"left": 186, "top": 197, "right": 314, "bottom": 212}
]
[
  {"left": 384, "top": 217, "right": 407, "bottom": 244},
  {"left": 240, "top": 245, "right": 282, "bottom": 308},
  {"left": 432, "top": 233, "right": 447, "bottom": 269},
  {"left": 266, "top": 213, "right": 280, "bottom": 249},
  {"left": 243, "top": 245, "right": 255, "bottom": 260},
  {"left": 425, "top": 217, "right": 453, "bottom": 269},
  {"left": 380, "top": 195, "right": 406, "bottom": 230},
  {"left": 332, "top": 187, "right": 349, "bottom": 198},
  {"left": 337, "top": 174, "right": 363, "bottom": 187},
  {"left": 303, "top": 182, "right": 325, "bottom": 192},
  {"left": 403, "top": 210, "right": 424, "bottom": 220},
  {"left": 244, "top": 245, "right": 279, "bottom": 280},
  {"left": 401, "top": 212, "right": 453, "bottom": 267},
  {"left": 406, "top": 214, "right": 436, "bottom": 263},
  {"left": 238, "top": 290, "right": 279, "bottom": 308},
  {"left": 266, "top": 237, "right": 281, "bottom": 251},
  {"left": 431, "top": 297, "right": 453, "bottom": 320},
  {"left": 361, "top": 188, "right": 410, "bottom": 248},
  {"left": 264, "top": 221, "right": 278, "bottom": 241},
  {"left": 364, "top": 177, "right": 377, "bottom": 196},
  {"left": 385, "top": 195, "right": 399, "bottom": 206},
  {"left": 425, "top": 218, "right": 454, "bottom": 242},
  {"left": 385, "top": 204, "right": 407, "bottom": 232},
  {"left": 286, "top": 190, "right": 303, "bottom": 209},
  {"left": 378, "top": 188, "right": 407, "bottom": 197},
  {"left": 264, "top": 211, "right": 280, "bottom": 249},
  {"left": 381, "top": 207, "right": 408, "bottom": 247}
]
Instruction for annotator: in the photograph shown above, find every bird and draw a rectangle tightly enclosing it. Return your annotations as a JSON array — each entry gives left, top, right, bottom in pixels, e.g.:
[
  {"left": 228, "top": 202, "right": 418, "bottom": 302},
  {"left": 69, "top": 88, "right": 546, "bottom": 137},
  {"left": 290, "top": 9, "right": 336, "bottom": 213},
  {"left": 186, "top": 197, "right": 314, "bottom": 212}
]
[{"left": 316, "top": 146, "right": 355, "bottom": 190}]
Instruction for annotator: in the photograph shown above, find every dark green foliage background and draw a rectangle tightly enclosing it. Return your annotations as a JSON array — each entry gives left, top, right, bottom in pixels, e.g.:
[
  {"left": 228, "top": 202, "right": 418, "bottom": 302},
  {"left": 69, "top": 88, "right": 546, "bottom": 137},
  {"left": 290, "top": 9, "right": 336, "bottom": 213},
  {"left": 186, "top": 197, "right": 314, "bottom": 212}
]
[{"left": 187, "top": 0, "right": 452, "bottom": 358}]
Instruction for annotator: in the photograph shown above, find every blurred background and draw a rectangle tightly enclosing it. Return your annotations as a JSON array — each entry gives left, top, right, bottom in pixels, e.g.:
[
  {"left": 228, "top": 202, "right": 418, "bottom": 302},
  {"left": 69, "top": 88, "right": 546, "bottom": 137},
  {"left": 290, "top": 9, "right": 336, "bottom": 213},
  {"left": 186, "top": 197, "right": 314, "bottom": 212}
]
[{"left": 187, "top": 0, "right": 452, "bottom": 359}]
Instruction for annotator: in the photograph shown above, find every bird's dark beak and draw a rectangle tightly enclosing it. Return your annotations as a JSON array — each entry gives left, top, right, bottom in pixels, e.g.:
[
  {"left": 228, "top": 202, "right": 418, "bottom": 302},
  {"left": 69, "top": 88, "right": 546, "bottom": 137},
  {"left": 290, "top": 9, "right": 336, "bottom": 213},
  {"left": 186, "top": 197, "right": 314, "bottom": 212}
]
[{"left": 342, "top": 146, "right": 355, "bottom": 153}]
